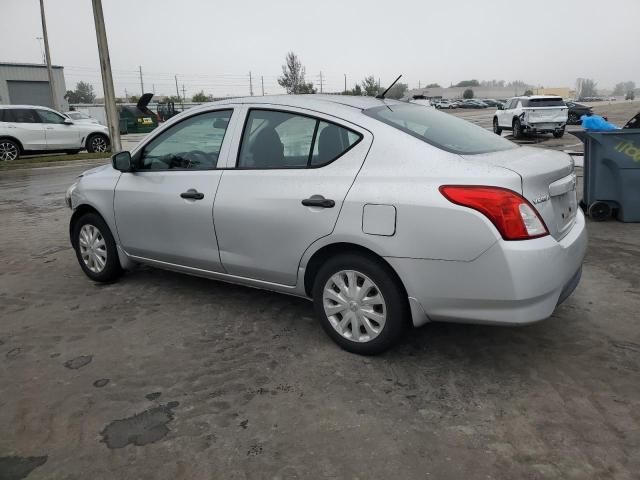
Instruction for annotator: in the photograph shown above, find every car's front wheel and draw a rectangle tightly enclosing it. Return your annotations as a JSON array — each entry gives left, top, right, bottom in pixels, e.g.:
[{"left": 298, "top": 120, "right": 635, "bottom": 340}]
[
  {"left": 553, "top": 128, "right": 565, "bottom": 138},
  {"left": 312, "top": 253, "right": 408, "bottom": 355},
  {"left": 0, "top": 139, "right": 20, "bottom": 161},
  {"left": 493, "top": 117, "right": 502, "bottom": 135},
  {"left": 86, "top": 134, "right": 110, "bottom": 153},
  {"left": 72, "top": 212, "right": 122, "bottom": 282}
]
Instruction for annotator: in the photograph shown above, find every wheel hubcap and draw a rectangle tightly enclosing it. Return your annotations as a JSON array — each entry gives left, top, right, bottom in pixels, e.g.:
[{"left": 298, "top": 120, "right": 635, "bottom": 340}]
[
  {"left": 322, "top": 270, "right": 387, "bottom": 343},
  {"left": 0, "top": 142, "right": 18, "bottom": 161},
  {"left": 79, "top": 224, "right": 107, "bottom": 273},
  {"left": 92, "top": 137, "right": 107, "bottom": 152}
]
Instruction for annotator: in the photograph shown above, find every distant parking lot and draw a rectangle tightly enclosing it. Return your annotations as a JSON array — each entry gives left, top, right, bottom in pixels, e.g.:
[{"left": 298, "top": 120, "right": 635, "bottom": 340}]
[{"left": 1, "top": 131, "right": 639, "bottom": 478}]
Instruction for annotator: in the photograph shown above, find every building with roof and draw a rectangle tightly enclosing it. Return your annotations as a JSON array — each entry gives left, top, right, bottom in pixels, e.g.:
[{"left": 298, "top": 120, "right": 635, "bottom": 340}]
[{"left": 0, "top": 62, "right": 68, "bottom": 110}]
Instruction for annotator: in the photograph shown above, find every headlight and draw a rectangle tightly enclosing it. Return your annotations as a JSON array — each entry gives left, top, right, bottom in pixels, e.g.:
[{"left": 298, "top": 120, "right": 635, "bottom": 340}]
[{"left": 65, "top": 182, "right": 77, "bottom": 209}]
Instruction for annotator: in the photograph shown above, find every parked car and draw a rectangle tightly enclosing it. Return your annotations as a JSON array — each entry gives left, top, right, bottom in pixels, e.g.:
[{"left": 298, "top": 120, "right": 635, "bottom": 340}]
[
  {"left": 66, "top": 95, "right": 586, "bottom": 355},
  {"left": 479, "top": 99, "right": 502, "bottom": 108},
  {"left": 434, "top": 99, "right": 457, "bottom": 109},
  {"left": 564, "top": 101, "right": 592, "bottom": 125},
  {"left": 64, "top": 111, "right": 101, "bottom": 125},
  {"left": 493, "top": 96, "right": 568, "bottom": 138},
  {"left": 0, "top": 105, "right": 110, "bottom": 161},
  {"left": 458, "top": 99, "right": 488, "bottom": 109}
]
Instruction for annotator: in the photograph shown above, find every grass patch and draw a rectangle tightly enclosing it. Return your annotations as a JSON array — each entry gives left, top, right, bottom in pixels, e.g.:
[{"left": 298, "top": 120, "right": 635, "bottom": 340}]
[{"left": 0, "top": 152, "right": 110, "bottom": 170}]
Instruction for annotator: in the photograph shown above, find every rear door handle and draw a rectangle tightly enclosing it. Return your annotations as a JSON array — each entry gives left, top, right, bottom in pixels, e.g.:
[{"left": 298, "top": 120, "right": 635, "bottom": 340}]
[
  {"left": 180, "top": 189, "right": 204, "bottom": 200},
  {"left": 302, "top": 195, "right": 335, "bottom": 208}
]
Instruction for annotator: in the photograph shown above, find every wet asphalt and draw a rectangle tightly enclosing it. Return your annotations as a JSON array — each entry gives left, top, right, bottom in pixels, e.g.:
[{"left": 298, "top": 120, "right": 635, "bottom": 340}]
[{"left": 0, "top": 160, "right": 639, "bottom": 480}]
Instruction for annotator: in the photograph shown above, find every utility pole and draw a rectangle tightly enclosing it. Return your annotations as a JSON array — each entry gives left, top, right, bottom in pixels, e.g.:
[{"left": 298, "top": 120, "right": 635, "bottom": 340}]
[
  {"left": 174, "top": 75, "right": 180, "bottom": 102},
  {"left": 344, "top": 73, "right": 347, "bottom": 93},
  {"left": 39, "top": 0, "right": 58, "bottom": 111},
  {"left": 181, "top": 84, "right": 186, "bottom": 108},
  {"left": 139, "top": 65, "right": 144, "bottom": 95},
  {"left": 124, "top": 88, "right": 128, "bottom": 102},
  {"left": 261, "top": 76, "right": 264, "bottom": 96},
  {"left": 152, "top": 83, "right": 155, "bottom": 94},
  {"left": 249, "top": 71, "right": 253, "bottom": 96},
  {"left": 319, "top": 72, "right": 323, "bottom": 94},
  {"left": 91, "top": 0, "right": 121, "bottom": 152}
]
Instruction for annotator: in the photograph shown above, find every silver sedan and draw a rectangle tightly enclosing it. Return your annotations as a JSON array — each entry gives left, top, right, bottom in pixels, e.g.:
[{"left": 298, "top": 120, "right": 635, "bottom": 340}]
[{"left": 66, "top": 95, "right": 586, "bottom": 354}]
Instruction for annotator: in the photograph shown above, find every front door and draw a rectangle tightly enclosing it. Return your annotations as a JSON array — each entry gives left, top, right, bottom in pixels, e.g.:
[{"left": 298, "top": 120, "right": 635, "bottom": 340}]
[
  {"left": 36, "top": 109, "right": 81, "bottom": 149},
  {"left": 213, "top": 107, "right": 372, "bottom": 285},
  {"left": 114, "top": 108, "right": 236, "bottom": 271}
]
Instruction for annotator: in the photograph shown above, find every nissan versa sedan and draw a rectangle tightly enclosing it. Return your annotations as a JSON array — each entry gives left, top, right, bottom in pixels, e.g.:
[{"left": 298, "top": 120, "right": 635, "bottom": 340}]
[{"left": 66, "top": 95, "right": 587, "bottom": 355}]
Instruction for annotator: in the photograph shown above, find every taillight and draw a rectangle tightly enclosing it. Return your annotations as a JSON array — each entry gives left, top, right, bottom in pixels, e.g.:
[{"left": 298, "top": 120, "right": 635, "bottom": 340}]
[{"left": 439, "top": 185, "right": 548, "bottom": 241}]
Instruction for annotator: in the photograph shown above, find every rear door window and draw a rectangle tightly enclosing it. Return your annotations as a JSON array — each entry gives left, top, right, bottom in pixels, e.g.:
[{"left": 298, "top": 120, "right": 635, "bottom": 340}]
[
  {"left": 37, "top": 109, "right": 66, "bottom": 124},
  {"left": 364, "top": 103, "right": 516, "bottom": 155},
  {"left": 237, "top": 109, "right": 361, "bottom": 169},
  {"left": 524, "top": 98, "right": 565, "bottom": 107},
  {"left": 11, "top": 109, "right": 39, "bottom": 123}
]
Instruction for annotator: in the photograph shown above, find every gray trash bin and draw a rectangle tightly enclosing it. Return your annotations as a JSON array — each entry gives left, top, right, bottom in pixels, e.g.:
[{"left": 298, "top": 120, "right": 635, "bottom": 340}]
[{"left": 582, "top": 129, "right": 640, "bottom": 221}]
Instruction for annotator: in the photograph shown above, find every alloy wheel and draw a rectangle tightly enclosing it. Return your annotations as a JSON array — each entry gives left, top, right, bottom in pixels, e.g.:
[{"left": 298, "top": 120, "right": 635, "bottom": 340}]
[
  {"left": 78, "top": 224, "right": 107, "bottom": 273},
  {"left": 0, "top": 141, "right": 19, "bottom": 161},
  {"left": 322, "top": 270, "right": 387, "bottom": 343},
  {"left": 91, "top": 136, "right": 108, "bottom": 153}
]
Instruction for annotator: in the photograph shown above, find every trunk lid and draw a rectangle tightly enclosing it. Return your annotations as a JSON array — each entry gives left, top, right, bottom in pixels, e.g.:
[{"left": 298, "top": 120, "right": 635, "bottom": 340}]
[
  {"left": 525, "top": 106, "right": 568, "bottom": 123},
  {"left": 461, "top": 146, "right": 577, "bottom": 240}
]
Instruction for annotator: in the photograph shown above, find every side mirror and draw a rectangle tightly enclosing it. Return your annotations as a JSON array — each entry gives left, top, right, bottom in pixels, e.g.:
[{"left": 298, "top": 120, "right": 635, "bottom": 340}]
[
  {"left": 112, "top": 151, "right": 133, "bottom": 172},
  {"left": 64, "top": 118, "right": 74, "bottom": 125}
]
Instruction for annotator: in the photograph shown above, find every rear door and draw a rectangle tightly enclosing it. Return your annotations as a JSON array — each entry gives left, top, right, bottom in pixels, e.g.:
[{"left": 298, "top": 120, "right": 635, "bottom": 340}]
[
  {"left": 213, "top": 106, "right": 372, "bottom": 285},
  {"left": 36, "top": 109, "right": 82, "bottom": 149},
  {"left": 114, "top": 108, "right": 237, "bottom": 271},
  {"left": 2, "top": 108, "right": 46, "bottom": 150}
]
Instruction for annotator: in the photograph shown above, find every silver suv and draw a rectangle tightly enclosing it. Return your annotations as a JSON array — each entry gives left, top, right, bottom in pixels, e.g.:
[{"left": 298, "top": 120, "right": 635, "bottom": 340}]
[
  {"left": 0, "top": 105, "right": 110, "bottom": 161},
  {"left": 66, "top": 95, "right": 586, "bottom": 354}
]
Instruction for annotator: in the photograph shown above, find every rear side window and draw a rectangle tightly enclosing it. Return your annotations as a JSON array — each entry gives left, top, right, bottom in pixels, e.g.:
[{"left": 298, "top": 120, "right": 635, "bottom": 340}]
[
  {"left": 237, "top": 109, "right": 361, "bottom": 169},
  {"left": 11, "top": 109, "right": 39, "bottom": 123},
  {"left": 522, "top": 98, "right": 565, "bottom": 107},
  {"left": 364, "top": 103, "right": 516, "bottom": 155}
]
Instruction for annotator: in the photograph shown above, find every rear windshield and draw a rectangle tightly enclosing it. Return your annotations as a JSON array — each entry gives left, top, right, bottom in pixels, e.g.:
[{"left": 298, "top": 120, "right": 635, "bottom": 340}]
[
  {"left": 522, "top": 98, "right": 565, "bottom": 107},
  {"left": 363, "top": 103, "right": 516, "bottom": 155}
]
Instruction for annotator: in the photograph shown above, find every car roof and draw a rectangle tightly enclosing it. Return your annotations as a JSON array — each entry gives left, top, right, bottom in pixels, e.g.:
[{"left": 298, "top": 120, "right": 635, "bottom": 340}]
[
  {"left": 0, "top": 104, "right": 57, "bottom": 110},
  {"left": 201, "top": 94, "right": 403, "bottom": 113}
]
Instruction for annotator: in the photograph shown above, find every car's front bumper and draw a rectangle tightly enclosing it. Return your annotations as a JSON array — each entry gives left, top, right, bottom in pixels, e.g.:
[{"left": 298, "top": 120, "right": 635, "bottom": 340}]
[{"left": 387, "top": 210, "right": 588, "bottom": 327}]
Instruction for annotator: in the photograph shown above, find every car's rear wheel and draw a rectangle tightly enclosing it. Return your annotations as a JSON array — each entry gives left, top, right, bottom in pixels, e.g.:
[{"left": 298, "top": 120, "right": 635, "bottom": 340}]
[
  {"left": 512, "top": 118, "right": 523, "bottom": 139},
  {"left": 553, "top": 128, "right": 565, "bottom": 138},
  {"left": 86, "top": 134, "right": 110, "bottom": 153},
  {"left": 0, "top": 139, "right": 20, "bottom": 161},
  {"left": 72, "top": 212, "right": 122, "bottom": 282},
  {"left": 493, "top": 117, "right": 502, "bottom": 135},
  {"left": 312, "top": 253, "right": 408, "bottom": 355}
]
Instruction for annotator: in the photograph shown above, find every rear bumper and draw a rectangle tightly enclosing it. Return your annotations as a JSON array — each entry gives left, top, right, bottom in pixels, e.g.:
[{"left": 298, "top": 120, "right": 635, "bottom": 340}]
[
  {"left": 388, "top": 210, "right": 588, "bottom": 327},
  {"left": 523, "top": 122, "right": 565, "bottom": 132}
]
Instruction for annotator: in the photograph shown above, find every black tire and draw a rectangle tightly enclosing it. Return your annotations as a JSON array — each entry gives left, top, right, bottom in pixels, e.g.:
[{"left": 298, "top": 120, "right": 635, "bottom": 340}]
[
  {"left": 553, "top": 128, "right": 565, "bottom": 138},
  {"left": 312, "top": 253, "right": 408, "bottom": 355},
  {"left": 72, "top": 212, "right": 122, "bottom": 282},
  {"left": 513, "top": 118, "right": 523, "bottom": 139},
  {"left": 0, "top": 138, "right": 21, "bottom": 161},
  {"left": 588, "top": 202, "right": 611, "bottom": 221},
  {"left": 86, "top": 134, "right": 110, "bottom": 154},
  {"left": 568, "top": 112, "right": 579, "bottom": 124},
  {"left": 493, "top": 117, "right": 502, "bottom": 135}
]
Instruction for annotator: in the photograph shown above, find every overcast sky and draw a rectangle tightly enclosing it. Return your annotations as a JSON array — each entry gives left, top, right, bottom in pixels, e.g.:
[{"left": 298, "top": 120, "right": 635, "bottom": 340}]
[{"left": 2, "top": 0, "right": 639, "bottom": 98}]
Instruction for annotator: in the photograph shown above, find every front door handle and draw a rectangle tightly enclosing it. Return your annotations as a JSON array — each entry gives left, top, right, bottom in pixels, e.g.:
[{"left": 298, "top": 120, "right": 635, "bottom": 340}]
[
  {"left": 180, "top": 189, "right": 205, "bottom": 200},
  {"left": 302, "top": 195, "right": 335, "bottom": 208}
]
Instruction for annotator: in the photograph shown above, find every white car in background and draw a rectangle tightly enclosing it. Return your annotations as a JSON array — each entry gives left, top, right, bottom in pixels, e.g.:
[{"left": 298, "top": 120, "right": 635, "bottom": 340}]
[
  {"left": 64, "top": 111, "right": 101, "bottom": 125},
  {"left": 493, "top": 96, "right": 568, "bottom": 139},
  {"left": 0, "top": 105, "right": 110, "bottom": 161}
]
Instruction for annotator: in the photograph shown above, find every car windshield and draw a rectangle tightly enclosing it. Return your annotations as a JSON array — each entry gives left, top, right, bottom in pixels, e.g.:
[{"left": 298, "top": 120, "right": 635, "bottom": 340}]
[
  {"left": 364, "top": 104, "right": 516, "bottom": 155},
  {"left": 522, "top": 98, "right": 565, "bottom": 107}
]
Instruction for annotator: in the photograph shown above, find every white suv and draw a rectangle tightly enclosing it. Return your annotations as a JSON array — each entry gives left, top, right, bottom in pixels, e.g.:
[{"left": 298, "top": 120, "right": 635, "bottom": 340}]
[
  {"left": 493, "top": 96, "right": 568, "bottom": 139},
  {"left": 0, "top": 105, "right": 110, "bottom": 161}
]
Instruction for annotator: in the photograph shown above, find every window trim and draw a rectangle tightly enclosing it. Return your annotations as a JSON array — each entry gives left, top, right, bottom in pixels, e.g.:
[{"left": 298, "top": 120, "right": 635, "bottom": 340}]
[
  {"left": 133, "top": 108, "right": 234, "bottom": 172},
  {"left": 234, "top": 107, "right": 363, "bottom": 170}
]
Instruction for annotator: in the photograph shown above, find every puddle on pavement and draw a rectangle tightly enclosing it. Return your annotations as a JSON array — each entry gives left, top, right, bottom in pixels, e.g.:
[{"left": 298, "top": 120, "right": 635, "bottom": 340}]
[
  {"left": 0, "top": 455, "right": 47, "bottom": 480},
  {"left": 100, "top": 401, "right": 179, "bottom": 449}
]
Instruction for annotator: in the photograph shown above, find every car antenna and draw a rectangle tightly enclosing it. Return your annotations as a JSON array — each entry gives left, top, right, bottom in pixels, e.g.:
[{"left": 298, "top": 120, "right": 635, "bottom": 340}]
[{"left": 376, "top": 75, "right": 402, "bottom": 99}]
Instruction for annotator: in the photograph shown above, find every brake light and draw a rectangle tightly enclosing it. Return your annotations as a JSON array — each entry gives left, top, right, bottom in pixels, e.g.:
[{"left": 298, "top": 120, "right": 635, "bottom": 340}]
[{"left": 439, "top": 185, "right": 548, "bottom": 240}]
